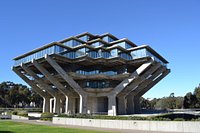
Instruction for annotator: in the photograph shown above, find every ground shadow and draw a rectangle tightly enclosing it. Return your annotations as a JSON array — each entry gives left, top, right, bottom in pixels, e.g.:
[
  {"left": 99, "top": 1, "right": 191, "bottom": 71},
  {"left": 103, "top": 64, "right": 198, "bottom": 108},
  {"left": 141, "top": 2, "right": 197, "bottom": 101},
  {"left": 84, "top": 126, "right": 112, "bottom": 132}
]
[{"left": 0, "top": 131, "right": 14, "bottom": 133}]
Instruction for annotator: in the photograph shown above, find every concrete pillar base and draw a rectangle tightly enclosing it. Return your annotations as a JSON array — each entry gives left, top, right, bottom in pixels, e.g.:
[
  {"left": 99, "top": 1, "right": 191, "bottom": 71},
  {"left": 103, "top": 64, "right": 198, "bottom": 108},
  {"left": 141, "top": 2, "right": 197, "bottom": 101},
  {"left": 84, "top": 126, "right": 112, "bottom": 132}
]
[
  {"left": 117, "top": 96, "right": 126, "bottom": 115},
  {"left": 79, "top": 95, "right": 88, "bottom": 114},
  {"left": 108, "top": 95, "right": 116, "bottom": 116},
  {"left": 43, "top": 97, "right": 50, "bottom": 113},
  {"left": 53, "top": 97, "right": 61, "bottom": 114},
  {"left": 126, "top": 95, "right": 134, "bottom": 114}
]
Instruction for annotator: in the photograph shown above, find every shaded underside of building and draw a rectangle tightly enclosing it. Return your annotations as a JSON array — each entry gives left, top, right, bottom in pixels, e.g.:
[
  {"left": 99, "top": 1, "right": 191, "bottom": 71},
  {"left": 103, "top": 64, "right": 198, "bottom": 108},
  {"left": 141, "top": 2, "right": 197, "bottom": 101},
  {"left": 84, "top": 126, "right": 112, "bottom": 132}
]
[{"left": 12, "top": 32, "right": 170, "bottom": 116}]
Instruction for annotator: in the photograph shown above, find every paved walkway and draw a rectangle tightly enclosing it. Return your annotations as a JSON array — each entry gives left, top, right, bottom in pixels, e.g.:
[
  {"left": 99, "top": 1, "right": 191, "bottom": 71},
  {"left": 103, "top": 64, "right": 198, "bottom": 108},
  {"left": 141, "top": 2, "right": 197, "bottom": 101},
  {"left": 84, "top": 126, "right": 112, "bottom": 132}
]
[{"left": 9, "top": 119, "right": 178, "bottom": 133}]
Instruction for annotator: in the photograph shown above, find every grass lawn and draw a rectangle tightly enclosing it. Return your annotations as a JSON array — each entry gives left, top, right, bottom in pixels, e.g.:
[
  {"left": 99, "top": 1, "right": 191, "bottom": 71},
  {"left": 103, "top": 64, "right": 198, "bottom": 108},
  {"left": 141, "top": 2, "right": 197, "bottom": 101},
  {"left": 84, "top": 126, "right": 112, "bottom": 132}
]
[{"left": 0, "top": 121, "right": 109, "bottom": 133}]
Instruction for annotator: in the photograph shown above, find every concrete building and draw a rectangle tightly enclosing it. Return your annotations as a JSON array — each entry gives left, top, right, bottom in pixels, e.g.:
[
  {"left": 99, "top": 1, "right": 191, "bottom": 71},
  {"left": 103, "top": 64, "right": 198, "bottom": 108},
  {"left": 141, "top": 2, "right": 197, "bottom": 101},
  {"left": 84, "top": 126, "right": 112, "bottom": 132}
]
[{"left": 12, "top": 32, "right": 170, "bottom": 116}]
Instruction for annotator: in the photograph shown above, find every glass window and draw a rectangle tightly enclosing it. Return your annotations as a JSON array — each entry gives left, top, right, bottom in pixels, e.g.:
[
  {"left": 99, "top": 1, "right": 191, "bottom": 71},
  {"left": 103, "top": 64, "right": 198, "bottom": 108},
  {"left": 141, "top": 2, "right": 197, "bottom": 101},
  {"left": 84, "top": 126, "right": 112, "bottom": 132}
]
[
  {"left": 102, "top": 36, "right": 115, "bottom": 42},
  {"left": 78, "top": 35, "right": 90, "bottom": 42},
  {"left": 90, "top": 42, "right": 102, "bottom": 47},
  {"left": 84, "top": 81, "right": 110, "bottom": 88},
  {"left": 119, "top": 52, "right": 132, "bottom": 60},
  {"left": 88, "top": 50, "right": 100, "bottom": 58},
  {"left": 75, "top": 48, "right": 86, "bottom": 57},
  {"left": 110, "top": 49, "right": 118, "bottom": 57},
  {"left": 130, "top": 48, "right": 147, "bottom": 59},
  {"left": 63, "top": 40, "right": 82, "bottom": 47},
  {"left": 14, "top": 46, "right": 56, "bottom": 66},
  {"left": 114, "top": 42, "right": 132, "bottom": 49},
  {"left": 102, "top": 51, "right": 110, "bottom": 58}
]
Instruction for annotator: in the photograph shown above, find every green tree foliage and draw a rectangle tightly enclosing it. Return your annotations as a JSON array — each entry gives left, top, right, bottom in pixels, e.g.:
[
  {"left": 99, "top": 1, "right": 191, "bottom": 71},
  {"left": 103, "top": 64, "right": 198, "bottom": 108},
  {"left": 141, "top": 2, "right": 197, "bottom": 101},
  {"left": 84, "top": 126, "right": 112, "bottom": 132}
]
[
  {"left": 183, "top": 84, "right": 200, "bottom": 108},
  {"left": 141, "top": 93, "right": 184, "bottom": 110},
  {"left": 0, "top": 81, "right": 42, "bottom": 108}
]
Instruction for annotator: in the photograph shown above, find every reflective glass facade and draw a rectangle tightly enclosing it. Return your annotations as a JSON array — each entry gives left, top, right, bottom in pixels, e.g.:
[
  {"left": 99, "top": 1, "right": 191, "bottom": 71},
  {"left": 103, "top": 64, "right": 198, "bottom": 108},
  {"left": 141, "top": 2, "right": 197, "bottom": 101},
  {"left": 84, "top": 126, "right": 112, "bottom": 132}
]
[
  {"left": 14, "top": 33, "right": 167, "bottom": 68},
  {"left": 14, "top": 44, "right": 167, "bottom": 66},
  {"left": 90, "top": 42, "right": 102, "bottom": 47},
  {"left": 76, "top": 70, "right": 117, "bottom": 76},
  {"left": 115, "top": 42, "right": 132, "bottom": 49},
  {"left": 14, "top": 33, "right": 168, "bottom": 91},
  {"left": 14, "top": 46, "right": 55, "bottom": 66},
  {"left": 63, "top": 40, "right": 82, "bottom": 47},
  {"left": 85, "top": 81, "right": 109, "bottom": 88},
  {"left": 78, "top": 35, "right": 90, "bottom": 42},
  {"left": 102, "top": 36, "right": 115, "bottom": 43}
]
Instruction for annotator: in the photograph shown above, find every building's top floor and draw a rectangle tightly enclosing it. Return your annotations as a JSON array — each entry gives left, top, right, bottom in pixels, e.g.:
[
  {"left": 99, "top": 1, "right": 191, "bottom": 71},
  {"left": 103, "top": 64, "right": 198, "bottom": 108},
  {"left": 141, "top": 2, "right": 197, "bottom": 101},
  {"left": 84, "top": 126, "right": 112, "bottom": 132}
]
[{"left": 13, "top": 32, "right": 169, "bottom": 66}]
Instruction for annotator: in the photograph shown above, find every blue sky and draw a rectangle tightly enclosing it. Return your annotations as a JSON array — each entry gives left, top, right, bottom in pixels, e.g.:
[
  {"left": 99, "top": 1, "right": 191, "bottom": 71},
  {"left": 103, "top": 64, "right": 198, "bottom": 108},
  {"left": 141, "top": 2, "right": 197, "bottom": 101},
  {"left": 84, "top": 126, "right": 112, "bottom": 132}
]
[{"left": 0, "top": 0, "right": 200, "bottom": 98}]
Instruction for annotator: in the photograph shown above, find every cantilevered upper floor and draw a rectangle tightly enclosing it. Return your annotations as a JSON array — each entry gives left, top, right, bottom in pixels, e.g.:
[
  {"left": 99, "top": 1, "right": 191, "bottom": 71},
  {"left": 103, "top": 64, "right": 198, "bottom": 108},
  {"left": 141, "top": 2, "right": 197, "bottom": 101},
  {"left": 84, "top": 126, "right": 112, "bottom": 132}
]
[{"left": 13, "top": 32, "right": 168, "bottom": 67}]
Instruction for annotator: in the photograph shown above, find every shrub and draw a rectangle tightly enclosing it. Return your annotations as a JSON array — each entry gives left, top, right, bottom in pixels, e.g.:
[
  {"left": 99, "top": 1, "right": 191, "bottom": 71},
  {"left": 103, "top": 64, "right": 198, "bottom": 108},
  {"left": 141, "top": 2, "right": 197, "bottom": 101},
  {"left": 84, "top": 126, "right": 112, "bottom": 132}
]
[
  {"left": 57, "top": 113, "right": 200, "bottom": 121},
  {"left": 11, "top": 111, "right": 18, "bottom": 115},
  {"left": 173, "top": 118, "right": 185, "bottom": 121},
  {"left": 40, "top": 112, "right": 54, "bottom": 121},
  {"left": 17, "top": 110, "right": 28, "bottom": 117},
  {"left": 11, "top": 110, "right": 28, "bottom": 117}
]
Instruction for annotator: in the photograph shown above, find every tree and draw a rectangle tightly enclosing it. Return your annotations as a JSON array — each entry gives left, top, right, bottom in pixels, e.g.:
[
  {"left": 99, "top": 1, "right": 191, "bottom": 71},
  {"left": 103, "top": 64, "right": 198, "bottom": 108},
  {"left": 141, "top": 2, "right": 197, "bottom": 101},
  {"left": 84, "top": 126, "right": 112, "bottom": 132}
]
[
  {"left": 183, "top": 92, "right": 197, "bottom": 108},
  {"left": 0, "top": 81, "right": 42, "bottom": 108},
  {"left": 194, "top": 86, "right": 200, "bottom": 107}
]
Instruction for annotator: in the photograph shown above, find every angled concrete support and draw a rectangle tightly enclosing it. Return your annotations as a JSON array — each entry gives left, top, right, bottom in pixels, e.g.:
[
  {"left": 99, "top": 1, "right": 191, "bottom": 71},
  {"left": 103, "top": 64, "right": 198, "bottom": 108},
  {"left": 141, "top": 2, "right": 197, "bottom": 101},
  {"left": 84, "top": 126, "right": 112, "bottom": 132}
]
[
  {"left": 45, "top": 56, "right": 85, "bottom": 94},
  {"left": 119, "top": 62, "right": 161, "bottom": 96},
  {"left": 110, "top": 61, "right": 153, "bottom": 96},
  {"left": 129, "top": 67, "right": 166, "bottom": 97},
  {"left": 137, "top": 69, "right": 170, "bottom": 97},
  {"left": 12, "top": 67, "right": 52, "bottom": 113},
  {"left": 45, "top": 55, "right": 87, "bottom": 114},
  {"left": 32, "top": 60, "right": 77, "bottom": 114},
  {"left": 108, "top": 95, "right": 116, "bottom": 116},
  {"left": 21, "top": 64, "right": 62, "bottom": 114}
]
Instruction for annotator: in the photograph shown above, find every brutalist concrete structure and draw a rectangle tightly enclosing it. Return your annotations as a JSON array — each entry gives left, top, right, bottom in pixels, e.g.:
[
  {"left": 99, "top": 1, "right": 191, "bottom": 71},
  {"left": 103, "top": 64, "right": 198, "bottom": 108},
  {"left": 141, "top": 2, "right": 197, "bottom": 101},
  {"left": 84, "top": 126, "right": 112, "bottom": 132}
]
[{"left": 12, "top": 32, "right": 170, "bottom": 116}]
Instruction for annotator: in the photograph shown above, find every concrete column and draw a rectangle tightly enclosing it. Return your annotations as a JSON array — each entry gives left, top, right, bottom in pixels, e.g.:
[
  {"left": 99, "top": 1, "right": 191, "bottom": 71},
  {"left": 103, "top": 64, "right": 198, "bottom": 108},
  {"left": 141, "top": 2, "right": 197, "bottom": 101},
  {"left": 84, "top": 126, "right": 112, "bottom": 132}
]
[
  {"left": 79, "top": 95, "right": 88, "bottom": 114},
  {"left": 42, "top": 97, "right": 50, "bottom": 112},
  {"left": 53, "top": 97, "right": 61, "bottom": 114},
  {"left": 68, "top": 97, "right": 75, "bottom": 114},
  {"left": 133, "top": 96, "right": 141, "bottom": 114},
  {"left": 50, "top": 98, "right": 54, "bottom": 113},
  {"left": 126, "top": 95, "right": 134, "bottom": 114},
  {"left": 65, "top": 96, "right": 69, "bottom": 114},
  {"left": 117, "top": 96, "right": 126, "bottom": 115},
  {"left": 65, "top": 96, "right": 74, "bottom": 114},
  {"left": 108, "top": 95, "right": 116, "bottom": 116}
]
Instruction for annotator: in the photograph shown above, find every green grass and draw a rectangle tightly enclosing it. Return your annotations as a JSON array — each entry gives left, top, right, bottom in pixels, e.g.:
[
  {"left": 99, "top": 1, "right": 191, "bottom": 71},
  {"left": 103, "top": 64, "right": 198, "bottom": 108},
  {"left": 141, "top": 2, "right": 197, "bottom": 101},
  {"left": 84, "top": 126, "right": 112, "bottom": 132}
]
[{"left": 0, "top": 121, "right": 109, "bottom": 133}]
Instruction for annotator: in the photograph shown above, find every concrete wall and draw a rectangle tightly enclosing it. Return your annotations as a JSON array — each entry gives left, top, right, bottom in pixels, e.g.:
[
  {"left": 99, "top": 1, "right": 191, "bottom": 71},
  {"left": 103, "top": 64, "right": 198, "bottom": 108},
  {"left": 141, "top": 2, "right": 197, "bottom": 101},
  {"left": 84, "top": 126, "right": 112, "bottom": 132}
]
[
  {"left": 28, "top": 112, "right": 41, "bottom": 118},
  {"left": 53, "top": 117, "right": 200, "bottom": 133},
  {"left": 11, "top": 115, "right": 29, "bottom": 120}
]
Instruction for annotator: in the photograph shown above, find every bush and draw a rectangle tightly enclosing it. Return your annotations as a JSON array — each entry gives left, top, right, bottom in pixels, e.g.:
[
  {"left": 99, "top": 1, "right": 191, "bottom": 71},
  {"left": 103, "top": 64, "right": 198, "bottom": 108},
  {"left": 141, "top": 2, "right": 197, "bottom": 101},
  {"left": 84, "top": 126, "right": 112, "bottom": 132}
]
[
  {"left": 12, "top": 111, "right": 18, "bottom": 115},
  {"left": 40, "top": 112, "right": 54, "bottom": 121},
  {"left": 57, "top": 113, "right": 200, "bottom": 121},
  {"left": 11, "top": 110, "right": 28, "bottom": 117},
  {"left": 57, "top": 114, "right": 149, "bottom": 120},
  {"left": 173, "top": 118, "right": 185, "bottom": 121},
  {"left": 17, "top": 110, "right": 28, "bottom": 117}
]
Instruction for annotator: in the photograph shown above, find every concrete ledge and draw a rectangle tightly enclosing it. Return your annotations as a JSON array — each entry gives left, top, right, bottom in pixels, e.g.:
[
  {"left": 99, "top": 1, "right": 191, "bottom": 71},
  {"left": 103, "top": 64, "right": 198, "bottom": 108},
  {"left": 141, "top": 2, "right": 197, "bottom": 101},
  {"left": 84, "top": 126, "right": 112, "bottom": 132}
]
[
  {"left": 11, "top": 115, "right": 29, "bottom": 120},
  {"left": 0, "top": 115, "right": 11, "bottom": 119},
  {"left": 53, "top": 117, "right": 200, "bottom": 133}
]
